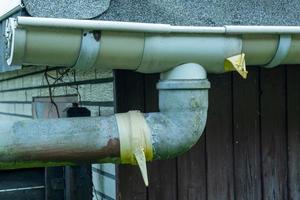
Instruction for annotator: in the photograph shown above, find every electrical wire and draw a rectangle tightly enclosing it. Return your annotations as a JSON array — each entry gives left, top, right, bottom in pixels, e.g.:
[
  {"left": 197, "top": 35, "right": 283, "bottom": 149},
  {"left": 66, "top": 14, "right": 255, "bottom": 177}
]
[
  {"left": 43, "top": 66, "right": 82, "bottom": 118},
  {"left": 44, "top": 66, "right": 60, "bottom": 118}
]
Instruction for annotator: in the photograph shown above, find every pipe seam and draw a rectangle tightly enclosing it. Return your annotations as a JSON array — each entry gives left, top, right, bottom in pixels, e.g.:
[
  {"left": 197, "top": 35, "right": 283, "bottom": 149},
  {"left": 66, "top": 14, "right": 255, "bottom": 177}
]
[{"left": 263, "top": 34, "right": 292, "bottom": 68}]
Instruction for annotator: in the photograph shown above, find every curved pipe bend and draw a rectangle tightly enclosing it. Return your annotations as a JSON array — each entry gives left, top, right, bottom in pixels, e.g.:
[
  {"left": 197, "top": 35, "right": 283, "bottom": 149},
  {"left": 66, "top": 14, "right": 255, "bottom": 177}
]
[
  {"left": 146, "top": 63, "right": 210, "bottom": 160},
  {"left": 0, "top": 63, "right": 209, "bottom": 169}
]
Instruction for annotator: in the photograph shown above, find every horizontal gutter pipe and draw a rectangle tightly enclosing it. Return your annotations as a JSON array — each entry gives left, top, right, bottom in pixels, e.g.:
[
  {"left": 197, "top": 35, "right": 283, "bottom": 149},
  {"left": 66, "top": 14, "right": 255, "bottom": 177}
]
[
  {"left": 0, "top": 116, "right": 120, "bottom": 169},
  {"left": 0, "top": 63, "right": 209, "bottom": 170},
  {"left": 15, "top": 16, "right": 300, "bottom": 34},
  {"left": 6, "top": 17, "right": 300, "bottom": 74}
]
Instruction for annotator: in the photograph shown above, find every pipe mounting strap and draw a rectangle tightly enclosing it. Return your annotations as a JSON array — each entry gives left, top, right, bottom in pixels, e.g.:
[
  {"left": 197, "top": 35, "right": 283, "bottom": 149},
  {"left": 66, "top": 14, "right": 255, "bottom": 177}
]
[
  {"left": 73, "top": 31, "right": 101, "bottom": 69},
  {"left": 116, "top": 110, "right": 153, "bottom": 186},
  {"left": 264, "top": 34, "right": 292, "bottom": 68}
]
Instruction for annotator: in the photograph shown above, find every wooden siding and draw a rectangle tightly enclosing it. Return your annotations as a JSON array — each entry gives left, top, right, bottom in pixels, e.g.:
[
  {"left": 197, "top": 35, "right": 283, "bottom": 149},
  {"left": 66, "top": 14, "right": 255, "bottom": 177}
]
[{"left": 116, "top": 65, "right": 299, "bottom": 200}]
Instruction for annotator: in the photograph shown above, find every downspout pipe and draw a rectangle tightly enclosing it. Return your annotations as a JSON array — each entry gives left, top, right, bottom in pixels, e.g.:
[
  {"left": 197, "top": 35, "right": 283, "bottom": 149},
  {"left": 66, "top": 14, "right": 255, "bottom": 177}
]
[
  {"left": 0, "top": 63, "right": 209, "bottom": 169},
  {"left": 146, "top": 63, "right": 209, "bottom": 160}
]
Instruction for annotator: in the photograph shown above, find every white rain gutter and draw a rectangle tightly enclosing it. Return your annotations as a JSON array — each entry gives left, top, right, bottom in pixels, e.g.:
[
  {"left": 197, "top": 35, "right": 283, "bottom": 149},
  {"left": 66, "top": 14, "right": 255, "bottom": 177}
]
[{"left": 5, "top": 17, "right": 300, "bottom": 78}]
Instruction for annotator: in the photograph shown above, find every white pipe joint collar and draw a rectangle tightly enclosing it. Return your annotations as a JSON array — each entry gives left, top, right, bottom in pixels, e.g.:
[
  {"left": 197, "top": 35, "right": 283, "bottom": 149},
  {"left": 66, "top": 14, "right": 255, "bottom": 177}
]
[
  {"left": 160, "top": 63, "right": 207, "bottom": 80},
  {"left": 73, "top": 31, "right": 101, "bottom": 69},
  {"left": 157, "top": 63, "right": 210, "bottom": 90},
  {"left": 263, "top": 34, "right": 292, "bottom": 68}
]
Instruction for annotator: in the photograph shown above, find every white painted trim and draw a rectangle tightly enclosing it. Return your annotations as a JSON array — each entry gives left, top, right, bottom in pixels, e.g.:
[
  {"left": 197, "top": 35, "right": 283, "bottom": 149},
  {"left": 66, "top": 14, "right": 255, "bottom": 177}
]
[{"left": 0, "top": 0, "right": 23, "bottom": 21}]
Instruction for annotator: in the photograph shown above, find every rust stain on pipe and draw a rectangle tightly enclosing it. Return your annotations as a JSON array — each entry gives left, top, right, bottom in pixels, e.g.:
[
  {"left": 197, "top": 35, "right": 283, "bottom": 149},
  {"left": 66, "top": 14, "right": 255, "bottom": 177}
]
[{"left": 13, "top": 138, "right": 120, "bottom": 163}]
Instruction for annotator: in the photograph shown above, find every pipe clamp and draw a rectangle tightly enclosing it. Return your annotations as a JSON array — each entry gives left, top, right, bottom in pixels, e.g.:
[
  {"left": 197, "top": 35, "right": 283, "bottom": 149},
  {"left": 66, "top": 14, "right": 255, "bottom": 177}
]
[
  {"left": 115, "top": 110, "right": 153, "bottom": 186},
  {"left": 157, "top": 79, "right": 210, "bottom": 90},
  {"left": 73, "top": 31, "right": 101, "bottom": 69}
]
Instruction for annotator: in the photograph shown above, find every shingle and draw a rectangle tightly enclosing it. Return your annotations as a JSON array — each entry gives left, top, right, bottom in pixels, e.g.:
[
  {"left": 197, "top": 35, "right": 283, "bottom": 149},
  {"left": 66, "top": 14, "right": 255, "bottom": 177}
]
[
  {"left": 23, "top": 0, "right": 111, "bottom": 19},
  {"left": 22, "top": 0, "right": 300, "bottom": 26}
]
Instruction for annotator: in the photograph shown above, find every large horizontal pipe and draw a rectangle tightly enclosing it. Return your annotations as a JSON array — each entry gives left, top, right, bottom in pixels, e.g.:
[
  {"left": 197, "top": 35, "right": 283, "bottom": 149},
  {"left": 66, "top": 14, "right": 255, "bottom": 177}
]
[
  {"left": 6, "top": 17, "right": 300, "bottom": 74},
  {"left": 0, "top": 63, "right": 209, "bottom": 169},
  {"left": 0, "top": 116, "right": 120, "bottom": 169}
]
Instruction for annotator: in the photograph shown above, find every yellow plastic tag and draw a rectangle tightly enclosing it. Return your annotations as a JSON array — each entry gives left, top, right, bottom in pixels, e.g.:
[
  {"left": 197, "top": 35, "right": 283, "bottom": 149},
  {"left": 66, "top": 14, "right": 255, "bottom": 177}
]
[
  {"left": 224, "top": 53, "right": 248, "bottom": 79},
  {"left": 116, "top": 111, "right": 153, "bottom": 186}
]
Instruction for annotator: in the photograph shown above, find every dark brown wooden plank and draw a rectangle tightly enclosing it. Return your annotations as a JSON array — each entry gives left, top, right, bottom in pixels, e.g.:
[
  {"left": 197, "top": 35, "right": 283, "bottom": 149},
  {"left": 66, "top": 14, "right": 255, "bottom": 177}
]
[
  {"left": 144, "top": 74, "right": 178, "bottom": 200},
  {"left": 65, "top": 165, "right": 92, "bottom": 200},
  {"left": 260, "top": 66, "right": 288, "bottom": 200},
  {"left": 65, "top": 166, "right": 75, "bottom": 200},
  {"left": 115, "top": 70, "right": 145, "bottom": 113},
  {"left": 144, "top": 74, "right": 159, "bottom": 113},
  {"left": 232, "top": 68, "right": 262, "bottom": 200},
  {"left": 206, "top": 73, "right": 235, "bottom": 200},
  {"left": 287, "top": 66, "right": 300, "bottom": 200},
  {"left": 45, "top": 167, "right": 64, "bottom": 200},
  {"left": 177, "top": 135, "right": 207, "bottom": 200},
  {"left": 176, "top": 64, "right": 206, "bottom": 198},
  {"left": 115, "top": 70, "right": 147, "bottom": 200},
  {"left": 0, "top": 168, "right": 45, "bottom": 200},
  {"left": 65, "top": 106, "right": 92, "bottom": 200},
  {"left": 148, "top": 160, "right": 177, "bottom": 200},
  {"left": 0, "top": 188, "right": 45, "bottom": 200},
  {"left": 0, "top": 168, "right": 44, "bottom": 190}
]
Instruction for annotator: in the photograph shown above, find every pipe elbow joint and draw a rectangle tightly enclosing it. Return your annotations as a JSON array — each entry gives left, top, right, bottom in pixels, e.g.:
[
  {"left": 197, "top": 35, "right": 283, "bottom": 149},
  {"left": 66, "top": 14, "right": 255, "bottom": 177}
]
[{"left": 145, "top": 63, "right": 210, "bottom": 160}]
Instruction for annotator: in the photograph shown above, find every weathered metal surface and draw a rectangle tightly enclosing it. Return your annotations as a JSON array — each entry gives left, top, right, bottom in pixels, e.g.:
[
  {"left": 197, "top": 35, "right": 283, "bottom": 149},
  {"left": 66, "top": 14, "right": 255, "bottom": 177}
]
[
  {"left": 0, "top": 64, "right": 209, "bottom": 171},
  {"left": 0, "top": 116, "right": 119, "bottom": 169},
  {"left": 147, "top": 79, "right": 209, "bottom": 160}
]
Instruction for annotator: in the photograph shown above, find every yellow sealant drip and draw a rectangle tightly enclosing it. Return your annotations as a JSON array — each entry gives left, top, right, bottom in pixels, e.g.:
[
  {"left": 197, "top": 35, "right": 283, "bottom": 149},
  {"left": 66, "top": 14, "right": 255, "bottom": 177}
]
[
  {"left": 134, "top": 148, "right": 148, "bottom": 186},
  {"left": 116, "top": 110, "right": 153, "bottom": 186},
  {"left": 224, "top": 53, "right": 248, "bottom": 79}
]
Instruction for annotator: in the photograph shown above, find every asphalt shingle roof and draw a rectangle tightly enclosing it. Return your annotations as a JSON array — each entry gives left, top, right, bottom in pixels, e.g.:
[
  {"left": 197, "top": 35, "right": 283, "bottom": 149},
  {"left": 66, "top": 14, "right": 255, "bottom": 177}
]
[{"left": 23, "top": 0, "right": 300, "bottom": 26}]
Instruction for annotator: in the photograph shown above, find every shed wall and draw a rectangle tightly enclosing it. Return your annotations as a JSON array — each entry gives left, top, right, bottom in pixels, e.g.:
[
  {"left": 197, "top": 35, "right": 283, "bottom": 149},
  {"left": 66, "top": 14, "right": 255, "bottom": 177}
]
[{"left": 116, "top": 66, "right": 300, "bottom": 200}]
